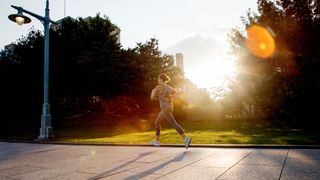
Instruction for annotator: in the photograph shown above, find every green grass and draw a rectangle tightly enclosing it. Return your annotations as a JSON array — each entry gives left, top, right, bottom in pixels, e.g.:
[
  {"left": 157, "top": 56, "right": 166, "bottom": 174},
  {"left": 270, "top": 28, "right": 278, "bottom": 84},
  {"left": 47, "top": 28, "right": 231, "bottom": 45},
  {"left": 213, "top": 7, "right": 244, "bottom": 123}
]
[{"left": 52, "top": 119, "right": 320, "bottom": 145}]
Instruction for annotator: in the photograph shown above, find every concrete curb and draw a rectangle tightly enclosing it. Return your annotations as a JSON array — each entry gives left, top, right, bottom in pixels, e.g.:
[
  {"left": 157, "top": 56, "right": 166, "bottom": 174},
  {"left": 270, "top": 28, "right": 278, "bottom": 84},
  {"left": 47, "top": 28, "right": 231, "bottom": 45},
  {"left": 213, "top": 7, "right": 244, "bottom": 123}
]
[{"left": 1, "top": 140, "right": 320, "bottom": 149}]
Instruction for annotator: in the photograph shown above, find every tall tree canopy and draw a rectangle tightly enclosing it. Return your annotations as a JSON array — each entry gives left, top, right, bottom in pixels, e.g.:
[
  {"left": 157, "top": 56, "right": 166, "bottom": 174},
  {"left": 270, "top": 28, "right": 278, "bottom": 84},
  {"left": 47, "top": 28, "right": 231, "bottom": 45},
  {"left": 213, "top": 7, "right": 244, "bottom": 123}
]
[
  {"left": 229, "top": 0, "right": 320, "bottom": 125},
  {"left": 0, "top": 14, "right": 183, "bottom": 136}
]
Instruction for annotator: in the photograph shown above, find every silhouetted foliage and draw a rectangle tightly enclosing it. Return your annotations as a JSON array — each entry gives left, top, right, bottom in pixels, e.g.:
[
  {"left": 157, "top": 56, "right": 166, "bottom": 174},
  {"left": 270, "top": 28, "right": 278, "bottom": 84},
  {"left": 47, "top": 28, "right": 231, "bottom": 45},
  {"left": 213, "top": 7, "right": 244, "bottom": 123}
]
[
  {"left": 0, "top": 14, "right": 183, "bottom": 136},
  {"left": 229, "top": 0, "right": 320, "bottom": 126}
]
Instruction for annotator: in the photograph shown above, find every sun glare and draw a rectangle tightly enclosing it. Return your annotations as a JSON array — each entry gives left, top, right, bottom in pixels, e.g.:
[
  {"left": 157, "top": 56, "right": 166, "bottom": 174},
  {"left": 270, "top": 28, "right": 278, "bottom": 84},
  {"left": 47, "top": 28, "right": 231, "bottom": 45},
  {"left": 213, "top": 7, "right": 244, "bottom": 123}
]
[{"left": 185, "top": 55, "right": 237, "bottom": 97}]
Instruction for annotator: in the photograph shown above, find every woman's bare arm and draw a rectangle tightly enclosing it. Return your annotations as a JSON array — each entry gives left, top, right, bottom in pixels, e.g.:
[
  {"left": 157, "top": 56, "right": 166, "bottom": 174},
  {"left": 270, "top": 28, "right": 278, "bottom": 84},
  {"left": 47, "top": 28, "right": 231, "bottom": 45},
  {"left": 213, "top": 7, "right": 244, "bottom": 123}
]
[{"left": 151, "top": 85, "right": 160, "bottom": 100}]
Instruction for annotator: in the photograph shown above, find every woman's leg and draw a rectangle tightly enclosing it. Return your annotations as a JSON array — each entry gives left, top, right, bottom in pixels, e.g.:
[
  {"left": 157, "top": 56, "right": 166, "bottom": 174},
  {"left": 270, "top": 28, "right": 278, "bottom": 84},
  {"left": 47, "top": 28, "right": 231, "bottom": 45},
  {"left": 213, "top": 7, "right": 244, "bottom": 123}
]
[
  {"left": 161, "top": 109, "right": 191, "bottom": 149},
  {"left": 161, "top": 110, "right": 185, "bottom": 139},
  {"left": 154, "top": 112, "right": 165, "bottom": 141}
]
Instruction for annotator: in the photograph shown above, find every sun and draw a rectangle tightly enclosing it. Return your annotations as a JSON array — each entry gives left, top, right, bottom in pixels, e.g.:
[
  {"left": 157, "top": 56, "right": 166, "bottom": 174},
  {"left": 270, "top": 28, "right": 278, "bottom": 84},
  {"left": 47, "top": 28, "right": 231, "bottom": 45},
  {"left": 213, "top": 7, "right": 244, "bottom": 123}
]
[{"left": 185, "top": 55, "right": 237, "bottom": 97}]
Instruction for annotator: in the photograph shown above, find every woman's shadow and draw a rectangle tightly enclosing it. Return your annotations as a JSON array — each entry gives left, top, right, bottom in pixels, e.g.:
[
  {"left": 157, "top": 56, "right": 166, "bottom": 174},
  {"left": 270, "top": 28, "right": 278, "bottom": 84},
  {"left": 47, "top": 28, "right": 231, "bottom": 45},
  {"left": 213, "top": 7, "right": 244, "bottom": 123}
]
[
  {"left": 88, "top": 151, "right": 154, "bottom": 180},
  {"left": 124, "top": 151, "right": 188, "bottom": 180}
]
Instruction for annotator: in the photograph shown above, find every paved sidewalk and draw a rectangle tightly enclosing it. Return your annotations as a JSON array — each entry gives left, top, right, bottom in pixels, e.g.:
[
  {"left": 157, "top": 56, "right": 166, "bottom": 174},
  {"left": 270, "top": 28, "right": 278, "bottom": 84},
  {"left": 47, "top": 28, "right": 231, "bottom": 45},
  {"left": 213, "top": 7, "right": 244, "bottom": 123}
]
[{"left": 0, "top": 142, "right": 320, "bottom": 180}]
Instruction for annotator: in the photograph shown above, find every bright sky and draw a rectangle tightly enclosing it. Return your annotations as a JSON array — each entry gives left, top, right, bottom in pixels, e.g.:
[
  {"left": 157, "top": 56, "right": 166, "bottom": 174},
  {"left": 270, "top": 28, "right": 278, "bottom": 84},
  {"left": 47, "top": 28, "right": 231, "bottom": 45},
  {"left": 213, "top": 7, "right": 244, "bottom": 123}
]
[{"left": 1, "top": 0, "right": 258, "bottom": 89}]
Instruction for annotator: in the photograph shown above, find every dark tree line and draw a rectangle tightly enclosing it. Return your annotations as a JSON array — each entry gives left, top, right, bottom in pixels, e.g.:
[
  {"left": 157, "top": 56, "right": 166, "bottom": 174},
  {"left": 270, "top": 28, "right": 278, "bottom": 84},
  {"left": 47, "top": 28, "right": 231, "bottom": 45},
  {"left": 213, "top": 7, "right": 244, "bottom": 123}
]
[
  {"left": 229, "top": 0, "right": 320, "bottom": 126},
  {"left": 0, "top": 14, "right": 183, "bottom": 136}
]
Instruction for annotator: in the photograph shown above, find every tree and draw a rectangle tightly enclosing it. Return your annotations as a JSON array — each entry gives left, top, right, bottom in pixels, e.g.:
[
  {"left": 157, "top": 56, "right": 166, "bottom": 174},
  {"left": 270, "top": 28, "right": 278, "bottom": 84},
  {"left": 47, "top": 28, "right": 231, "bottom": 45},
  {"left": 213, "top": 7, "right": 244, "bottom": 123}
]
[
  {"left": 0, "top": 29, "right": 44, "bottom": 136},
  {"left": 229, "top": 0, "right": 320, "bottom": 126},
  {"left": 0, "top": 14, "right": 185, "bottom": 136},
  {"left": 130, "top": 38, "right": 184, "bottom": 94}
]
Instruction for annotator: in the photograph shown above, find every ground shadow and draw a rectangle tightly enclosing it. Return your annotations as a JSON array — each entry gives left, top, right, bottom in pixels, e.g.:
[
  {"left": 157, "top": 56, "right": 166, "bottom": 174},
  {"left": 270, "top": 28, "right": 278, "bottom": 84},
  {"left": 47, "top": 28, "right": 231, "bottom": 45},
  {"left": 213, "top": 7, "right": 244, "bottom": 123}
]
[
  {"left": 0, "top": 142, "right": 62, "bottom": 161},
  {"left": 87, "top": 151, "right": 154, "bottom": 180},
  {"left": 123, "top": 151, "right": 188, "bottom": 180}
]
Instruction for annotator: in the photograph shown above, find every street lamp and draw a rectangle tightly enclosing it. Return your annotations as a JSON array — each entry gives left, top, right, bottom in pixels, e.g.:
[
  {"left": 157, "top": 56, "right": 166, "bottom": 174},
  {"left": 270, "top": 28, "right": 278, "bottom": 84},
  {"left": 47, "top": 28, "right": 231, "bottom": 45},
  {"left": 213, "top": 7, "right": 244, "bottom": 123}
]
[{"left": 9, "top": 0, "right": 56, "bottom": 139}]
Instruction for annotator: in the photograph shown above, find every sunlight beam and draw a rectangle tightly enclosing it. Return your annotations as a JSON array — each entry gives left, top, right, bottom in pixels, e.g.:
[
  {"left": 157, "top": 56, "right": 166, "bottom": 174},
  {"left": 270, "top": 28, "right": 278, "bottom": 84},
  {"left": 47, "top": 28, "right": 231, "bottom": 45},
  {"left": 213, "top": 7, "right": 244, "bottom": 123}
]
[{"left": 185, "top": 55, "right": 237, "bottom": 98}]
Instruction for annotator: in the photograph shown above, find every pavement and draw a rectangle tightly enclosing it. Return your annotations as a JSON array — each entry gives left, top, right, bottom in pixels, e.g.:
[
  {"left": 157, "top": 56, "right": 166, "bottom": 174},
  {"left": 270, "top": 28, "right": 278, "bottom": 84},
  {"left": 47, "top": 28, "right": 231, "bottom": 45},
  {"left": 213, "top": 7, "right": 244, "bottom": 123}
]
[{"left": 1, "top": 142, "right": 320, "bottom": 180}]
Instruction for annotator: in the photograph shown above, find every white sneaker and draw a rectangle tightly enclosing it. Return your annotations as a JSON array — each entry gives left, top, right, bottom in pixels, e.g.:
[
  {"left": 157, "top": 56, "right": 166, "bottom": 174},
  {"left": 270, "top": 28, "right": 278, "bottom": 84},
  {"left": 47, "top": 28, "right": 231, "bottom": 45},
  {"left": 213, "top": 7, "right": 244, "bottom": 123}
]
[
  {"left": 184, "top": 137, "right": 191, "bottom": 149},
  {"left": 149, "top": 140, "right": 160, "bottom": 147}
]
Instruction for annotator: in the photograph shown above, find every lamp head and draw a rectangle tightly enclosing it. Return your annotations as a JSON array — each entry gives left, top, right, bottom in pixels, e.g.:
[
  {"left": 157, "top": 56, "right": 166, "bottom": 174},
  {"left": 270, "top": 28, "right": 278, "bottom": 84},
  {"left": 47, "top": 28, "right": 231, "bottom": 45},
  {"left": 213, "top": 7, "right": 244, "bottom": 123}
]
[{"left": 8, "top": 12, "right": 31, "bottom": 25}]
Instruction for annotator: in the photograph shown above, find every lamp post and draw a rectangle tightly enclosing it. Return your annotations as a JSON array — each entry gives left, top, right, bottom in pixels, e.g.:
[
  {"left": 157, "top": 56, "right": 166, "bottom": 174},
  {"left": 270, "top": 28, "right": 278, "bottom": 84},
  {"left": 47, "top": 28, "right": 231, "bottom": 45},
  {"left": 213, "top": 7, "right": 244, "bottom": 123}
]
[{"left": 9, "top": 0, "right": 56, "bottom": 139}]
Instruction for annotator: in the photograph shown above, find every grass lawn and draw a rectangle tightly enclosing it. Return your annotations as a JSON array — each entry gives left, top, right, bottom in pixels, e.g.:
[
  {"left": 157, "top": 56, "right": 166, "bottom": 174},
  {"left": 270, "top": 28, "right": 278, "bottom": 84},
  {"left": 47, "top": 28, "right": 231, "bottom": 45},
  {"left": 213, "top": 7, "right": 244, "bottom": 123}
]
[{"left": 52, "top": 119, "right": 320, "bottom": 145}]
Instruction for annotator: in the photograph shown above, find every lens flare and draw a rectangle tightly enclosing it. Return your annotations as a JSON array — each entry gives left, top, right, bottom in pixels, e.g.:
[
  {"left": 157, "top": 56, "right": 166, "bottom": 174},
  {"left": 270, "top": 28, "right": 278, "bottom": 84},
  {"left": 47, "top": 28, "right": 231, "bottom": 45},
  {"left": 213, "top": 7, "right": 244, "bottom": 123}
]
[{"left": 246, "top": 25, "right": 275, "bottom": 58}]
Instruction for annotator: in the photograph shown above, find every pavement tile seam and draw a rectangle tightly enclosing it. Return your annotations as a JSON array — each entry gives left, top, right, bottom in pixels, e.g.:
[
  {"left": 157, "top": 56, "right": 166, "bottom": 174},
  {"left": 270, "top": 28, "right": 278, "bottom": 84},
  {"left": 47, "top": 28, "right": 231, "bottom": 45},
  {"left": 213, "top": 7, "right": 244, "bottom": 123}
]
[
  {"left": 290, "top": 168, "right": 320, "bottom": 174},
  {"left": 216, "top": 165, "right": 283, "bottom": 180},
  {"left": 238, "top": 156, "right": 287, "bottom": 164},
  {"left": 286, "top": 157, "right": 320, "bottom": 161},
  {"left": 278, "top": 148, "right": 289, "bottom": 180},
  {"left": 281, "top": 172, "right": 320, "bottom": 180},
  {"left": 242, "top": 164, "right": 283, "bottom": 167},
  {"left": 190, "top": 163, "right": 283, "bottom": 168},
  {"left": 214, "top": 149, "right": 253, "bottom": 179}
]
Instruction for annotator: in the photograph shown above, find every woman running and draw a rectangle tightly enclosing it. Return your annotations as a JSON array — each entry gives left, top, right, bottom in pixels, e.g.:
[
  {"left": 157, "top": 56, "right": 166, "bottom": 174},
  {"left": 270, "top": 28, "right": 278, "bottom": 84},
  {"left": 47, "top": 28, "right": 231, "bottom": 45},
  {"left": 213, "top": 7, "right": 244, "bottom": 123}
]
[{"left": 150, "top": 73, "right": 191, "bottom": 149}]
